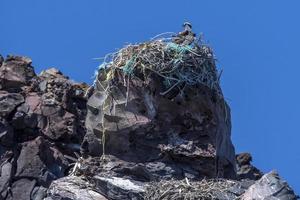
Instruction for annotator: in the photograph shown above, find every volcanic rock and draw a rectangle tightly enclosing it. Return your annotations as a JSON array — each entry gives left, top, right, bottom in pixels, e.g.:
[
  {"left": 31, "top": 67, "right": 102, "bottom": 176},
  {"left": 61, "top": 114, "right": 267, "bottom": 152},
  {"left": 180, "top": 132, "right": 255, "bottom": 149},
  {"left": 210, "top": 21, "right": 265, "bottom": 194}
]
[
  {"left": 39, "top": 68, "right": 68, "bottom": 80},
  {"left": 0, "top": 91, "right": 24, "bottom": 118},
  {"left": 31, "top": 186, "right": 48, "bottom": 200},
  {"left": 0, "top": 120, "right": 14, "bottom": 147},
  {"left": 0, "top": 55, "right": 88, "bottom": 199},
  {"left": 236, "top": 153, "right": 263, "bottom": 180},
  {"left": 84, "top": 46, "right": 236, "bottom": 181},
  {"left": 0, "top": 55, "right": 35, "bottom": 90},
  {"left": 0, "top": 162, "right": 12, "bottom": 198},
  {"left": 0, "top": 32, "right": 298, "bottom": 199},
  {"left": 6, "top": 178, "right": 37, "bottom": 200},
  {"left": 242, "top": 171, "right": 298, "bottom": 200},
  {"left": 47, "top": 176, "right": 107, "bottom": 200},
  {"left": 15, "top": 136, "right": 68, "bottom": 186}
]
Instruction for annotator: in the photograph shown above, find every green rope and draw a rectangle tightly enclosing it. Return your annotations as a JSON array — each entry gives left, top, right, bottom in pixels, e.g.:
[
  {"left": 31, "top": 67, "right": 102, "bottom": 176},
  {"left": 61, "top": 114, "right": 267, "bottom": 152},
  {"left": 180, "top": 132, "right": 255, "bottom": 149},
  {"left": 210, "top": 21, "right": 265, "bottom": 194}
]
[
  {"left": 165, "top": 42, "right": 193, "bottom": 54},
  {"left": 122, "top": 55, "right": 137, "bottom": 75}
]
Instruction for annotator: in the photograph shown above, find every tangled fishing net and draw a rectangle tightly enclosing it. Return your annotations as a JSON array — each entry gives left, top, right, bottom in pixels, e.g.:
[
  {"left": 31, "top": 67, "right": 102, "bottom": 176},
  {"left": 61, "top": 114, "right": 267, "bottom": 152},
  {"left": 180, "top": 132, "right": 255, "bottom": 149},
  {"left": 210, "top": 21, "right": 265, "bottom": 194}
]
[
  {"left": 144, "top": 178, "right": 237, "bottom": 200},
  {"left": 93, "top": 32, "right": 223, "bottom": 98}
]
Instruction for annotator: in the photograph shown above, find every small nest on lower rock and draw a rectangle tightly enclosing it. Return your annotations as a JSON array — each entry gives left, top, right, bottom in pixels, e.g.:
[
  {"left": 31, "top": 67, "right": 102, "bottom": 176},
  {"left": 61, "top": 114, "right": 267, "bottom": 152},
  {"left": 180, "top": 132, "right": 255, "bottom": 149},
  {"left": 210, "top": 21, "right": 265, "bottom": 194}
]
[{"left": 144, "top": 178, "right": 237, "bottom": 200}]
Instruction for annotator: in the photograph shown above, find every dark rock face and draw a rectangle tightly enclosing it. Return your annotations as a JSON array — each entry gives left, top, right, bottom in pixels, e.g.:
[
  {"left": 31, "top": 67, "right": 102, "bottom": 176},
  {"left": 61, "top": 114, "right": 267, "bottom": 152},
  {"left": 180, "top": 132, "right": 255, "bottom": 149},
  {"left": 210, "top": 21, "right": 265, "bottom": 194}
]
[
  {"left": 236, "top": 153, "right": 263, "bottom": 180},
  {"left": 0, "top": 55, "right": 88, "bottom": 199},
  {"left": 15, "top": 137, "right": 68, "bottom": 186},
  {"left": 0, "top": 92, "right": 24, "bottom": 118},
  {"left": 83, "top": 67, "right": 236, "bottom": 181},
  {"left": 6, "top": 178, "right": 37, "bottom": 200},
  {"left": 0, "top": 54, "right": 297, "bottom": 199},
  {"left": 0, "top": 120, "right": 14, "bottom": 147}
]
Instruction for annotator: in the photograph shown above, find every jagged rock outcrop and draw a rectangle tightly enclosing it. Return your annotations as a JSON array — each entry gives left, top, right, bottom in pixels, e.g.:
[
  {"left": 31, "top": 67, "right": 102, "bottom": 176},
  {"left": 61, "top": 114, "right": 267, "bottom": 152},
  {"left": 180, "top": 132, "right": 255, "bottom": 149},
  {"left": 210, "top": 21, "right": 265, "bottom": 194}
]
[
  {"left": 83, "top": 41, "right": 236, "bottom": 182},
  {"left": 77, "top": 33, "right": 297, "bottom": 199},
  {"left": 0, "top": 55, "right": 88, "bottom": 200},
  {"left": 0, "top": 50, "right": 297, "bottom": 199},
  {"left": 0, "top": 56, "right": 35, "bottom": 91},
  {"left": 236, "top": 153, "right": 263, "bottom": 180},
  {"left": 242, "top": 171, "right": 298, "bottom": 200},
  {"left": 83, "top": 82, "right": 236, "bottom": 180},
  {"left": 46, "top": 176, "right": 107, "bottom": 200}
]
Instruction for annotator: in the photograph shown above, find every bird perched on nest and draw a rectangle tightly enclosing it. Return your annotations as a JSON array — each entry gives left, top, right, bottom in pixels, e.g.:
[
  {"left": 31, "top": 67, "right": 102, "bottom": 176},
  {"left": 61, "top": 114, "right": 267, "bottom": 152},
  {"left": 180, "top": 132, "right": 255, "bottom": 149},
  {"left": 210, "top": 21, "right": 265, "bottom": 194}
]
[{"left": 172, "top": 22, "right": 196, "bottom": 45}]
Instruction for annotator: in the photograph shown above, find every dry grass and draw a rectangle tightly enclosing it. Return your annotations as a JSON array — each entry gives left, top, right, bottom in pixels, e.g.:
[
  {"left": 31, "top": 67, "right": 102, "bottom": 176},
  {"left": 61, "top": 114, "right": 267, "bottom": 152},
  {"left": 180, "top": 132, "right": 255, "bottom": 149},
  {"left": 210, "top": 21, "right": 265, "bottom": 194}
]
[{"left": 144, "top": 178, "right": 237, "bottom": 200}]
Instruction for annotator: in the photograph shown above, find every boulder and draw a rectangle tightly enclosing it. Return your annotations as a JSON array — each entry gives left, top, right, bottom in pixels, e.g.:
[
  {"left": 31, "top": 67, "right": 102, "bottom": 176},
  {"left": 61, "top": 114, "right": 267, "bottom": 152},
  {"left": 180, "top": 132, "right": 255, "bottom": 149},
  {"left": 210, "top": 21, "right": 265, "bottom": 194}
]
[
  {"left": 31, "top": 186, "right": 48, "bottom": 200},
  {"left": 3, "top": 66, "right": 87, "bottom": 143},
  {"left": 0, "top": 91, "right": 24, "bottom": 118},
  {"left": 39, "top": 77, "right": 86, "bottom": 142},
  {"left": 0, "top": 55, "right": 35, "bottom": 90},
  {"left": 47, "top": 176, "right": 107, "bottom": 200},
  {"left": 43, "top": 110, "right": 77, "bottom": 140},
  {"left": 84, "top": 71, "right": 236, "bottom": 180},
  {"left": 93, "top": 176, "right": 145, "bottom": 200},
  {"left": 6, "top": 178, "right": 36, "bottom": 200},
  {"left": 242, "top": 171, "right": 298, "bottom": 200},
  {"left": 236, "top": 153, "right": 263, "bottom": 180},
  {"left": 39, "top": 68, "right": 68, "bottom": 80},
  {"left": 15, "top": 136, "right": 69, "bottom": 186},
  {"left": 80, "top": 132, "right": 102, "bottom": 157}
]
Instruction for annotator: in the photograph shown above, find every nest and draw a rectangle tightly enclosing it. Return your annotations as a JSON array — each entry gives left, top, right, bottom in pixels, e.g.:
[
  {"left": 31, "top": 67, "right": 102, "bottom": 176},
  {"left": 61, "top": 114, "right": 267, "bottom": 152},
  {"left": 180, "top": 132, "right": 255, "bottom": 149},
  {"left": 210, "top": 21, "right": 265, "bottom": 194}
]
[
  {"left": 144, "top": 178, "right": 237, "bottom": 200},
  {"left": 94, "top": 33, "right": 223, "bottom": 98}
]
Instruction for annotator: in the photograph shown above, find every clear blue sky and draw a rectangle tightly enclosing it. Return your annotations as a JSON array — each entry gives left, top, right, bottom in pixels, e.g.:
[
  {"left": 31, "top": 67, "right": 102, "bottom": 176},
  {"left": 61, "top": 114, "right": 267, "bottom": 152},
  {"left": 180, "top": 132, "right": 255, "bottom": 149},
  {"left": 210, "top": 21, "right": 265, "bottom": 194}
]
[{"left": 1, "top": 0, "right": 299, "bottom": 192}]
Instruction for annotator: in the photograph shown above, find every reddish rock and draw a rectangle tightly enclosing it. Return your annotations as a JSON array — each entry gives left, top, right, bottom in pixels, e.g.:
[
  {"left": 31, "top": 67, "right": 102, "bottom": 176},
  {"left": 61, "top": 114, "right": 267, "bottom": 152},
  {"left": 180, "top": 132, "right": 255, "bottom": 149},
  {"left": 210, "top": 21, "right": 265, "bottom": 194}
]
[
  {"left": 0, "top": 55, "right": 88, "bottom": 199},
  {"left": 84, "top": 66, "right": 236, "bottom": 181},
  {"left": 0, "top": 55, "right": 35, "bottom": 90},
  {"left": 15, "top": 137, "right": 68, "bottom": 186}
]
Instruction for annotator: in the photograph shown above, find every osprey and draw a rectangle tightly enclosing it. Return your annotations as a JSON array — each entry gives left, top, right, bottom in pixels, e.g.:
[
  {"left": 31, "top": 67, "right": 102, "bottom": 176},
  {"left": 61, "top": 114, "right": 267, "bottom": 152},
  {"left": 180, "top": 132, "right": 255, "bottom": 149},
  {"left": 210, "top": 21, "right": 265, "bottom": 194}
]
[{"left": 172, "top": 22, "right": 196, "bottom": 45}]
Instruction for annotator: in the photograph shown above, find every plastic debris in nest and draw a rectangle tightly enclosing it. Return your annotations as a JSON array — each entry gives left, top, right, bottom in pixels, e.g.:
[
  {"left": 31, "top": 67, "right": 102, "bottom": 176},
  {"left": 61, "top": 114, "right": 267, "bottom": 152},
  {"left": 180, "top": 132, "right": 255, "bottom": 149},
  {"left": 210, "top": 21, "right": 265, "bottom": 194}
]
[
  {"left": 144, "top": 178, "right": 237, "bottom": 200},
  {"left": 93, "top": 32, "right": 223, "bottom": 98}
]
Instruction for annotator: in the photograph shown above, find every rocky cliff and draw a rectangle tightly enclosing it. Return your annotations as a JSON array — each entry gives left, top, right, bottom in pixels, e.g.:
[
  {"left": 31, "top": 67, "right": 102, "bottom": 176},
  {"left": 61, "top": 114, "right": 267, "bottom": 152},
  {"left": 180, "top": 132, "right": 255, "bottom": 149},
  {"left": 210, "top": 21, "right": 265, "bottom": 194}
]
[
  {"left": 0, "top": 55, "right": 87, "bottom": 199},
  {"left": 0, "top": 33, "right": 298, "bottom": 200}
]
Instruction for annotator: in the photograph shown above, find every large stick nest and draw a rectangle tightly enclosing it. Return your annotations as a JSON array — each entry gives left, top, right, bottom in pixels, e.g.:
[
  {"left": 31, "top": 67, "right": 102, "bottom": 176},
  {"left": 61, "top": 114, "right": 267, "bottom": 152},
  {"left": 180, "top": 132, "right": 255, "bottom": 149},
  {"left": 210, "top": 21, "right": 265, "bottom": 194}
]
[{"left": 94, "top": 33, "right": 223, "bottom": 98}]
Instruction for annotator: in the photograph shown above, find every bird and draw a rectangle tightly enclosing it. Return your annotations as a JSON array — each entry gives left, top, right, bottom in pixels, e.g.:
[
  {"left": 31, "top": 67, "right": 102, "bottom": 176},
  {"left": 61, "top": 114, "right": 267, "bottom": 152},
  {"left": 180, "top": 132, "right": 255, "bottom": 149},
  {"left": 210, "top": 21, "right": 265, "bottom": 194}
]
[{"left": 172, "top": 22, "right": 196, "bottom": 45}]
